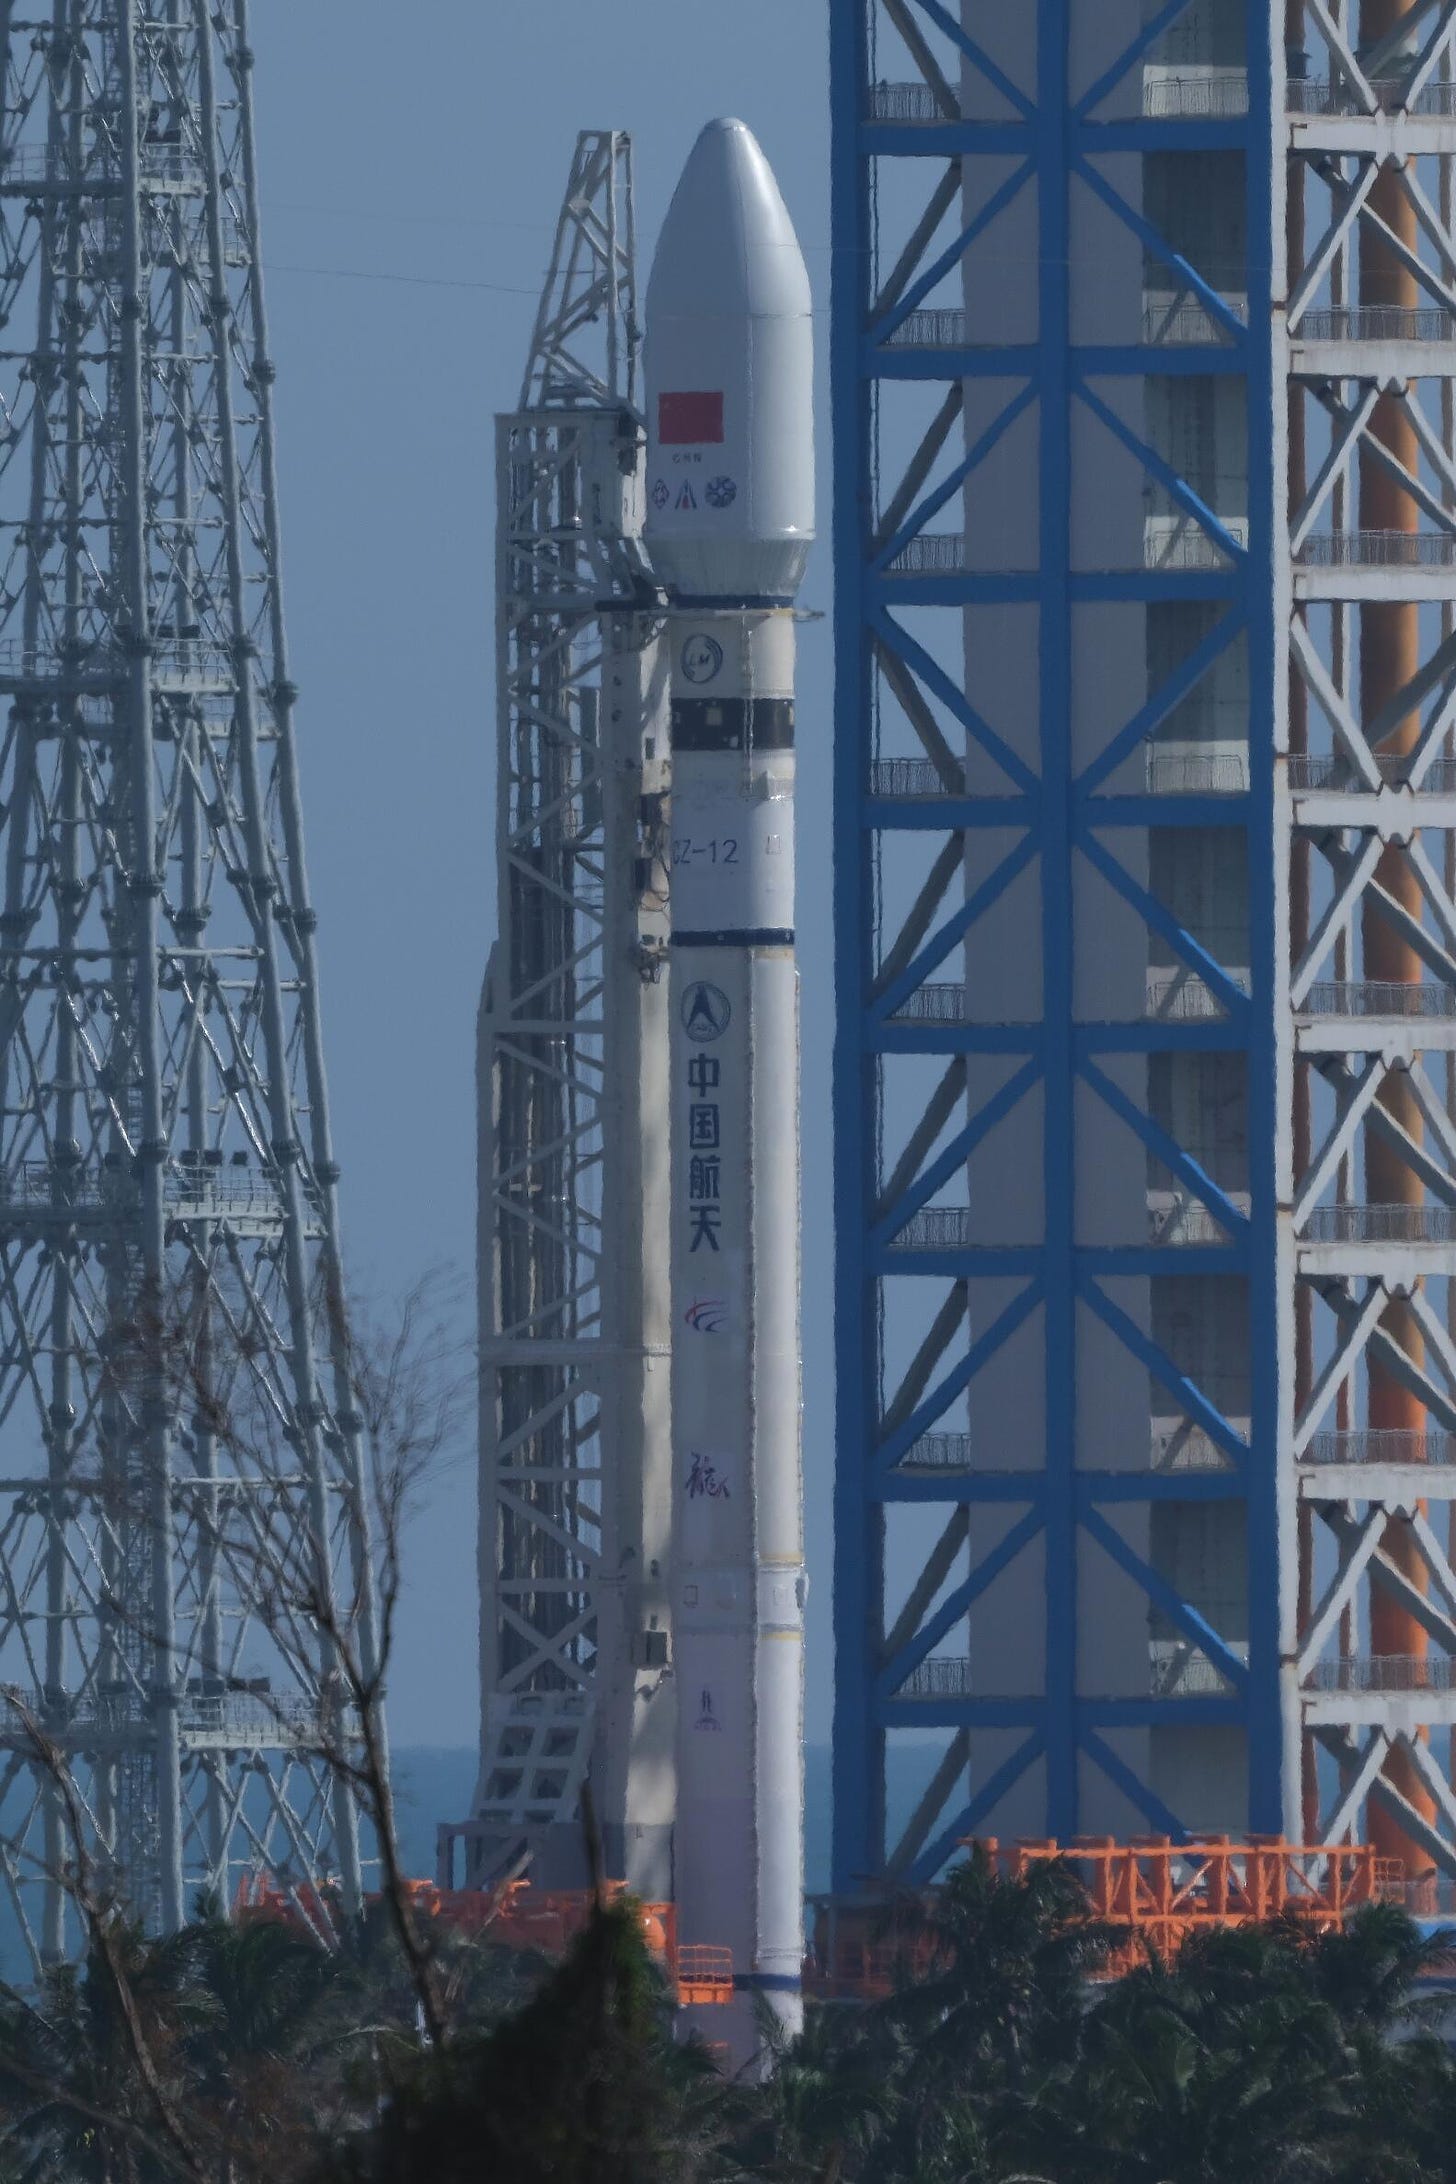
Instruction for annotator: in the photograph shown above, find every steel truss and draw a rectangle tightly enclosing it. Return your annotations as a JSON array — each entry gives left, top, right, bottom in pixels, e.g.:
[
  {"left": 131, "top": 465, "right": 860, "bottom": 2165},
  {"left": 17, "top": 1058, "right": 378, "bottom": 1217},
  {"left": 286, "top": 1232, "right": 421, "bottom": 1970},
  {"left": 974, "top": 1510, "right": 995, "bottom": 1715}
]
[
  {"left": 457, "top": 133, "right": 673, "bottom": 1885},
  {"left": 831, "top": 0, "right": 1285, "bottom": 1887},
  {"left": 1280, "top": 0, "right": 1456, "bottom": 1879},
  {"left": 0, "top": 0, "right": 385, "bottom": 1964}
]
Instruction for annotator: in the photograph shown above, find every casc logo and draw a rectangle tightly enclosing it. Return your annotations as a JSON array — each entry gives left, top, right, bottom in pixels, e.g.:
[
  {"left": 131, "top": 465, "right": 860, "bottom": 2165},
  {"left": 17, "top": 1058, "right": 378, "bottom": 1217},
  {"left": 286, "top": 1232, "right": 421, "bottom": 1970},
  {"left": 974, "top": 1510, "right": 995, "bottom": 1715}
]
[{"left": 684, "top": 1298, "right": 727, "bottom": 1334}]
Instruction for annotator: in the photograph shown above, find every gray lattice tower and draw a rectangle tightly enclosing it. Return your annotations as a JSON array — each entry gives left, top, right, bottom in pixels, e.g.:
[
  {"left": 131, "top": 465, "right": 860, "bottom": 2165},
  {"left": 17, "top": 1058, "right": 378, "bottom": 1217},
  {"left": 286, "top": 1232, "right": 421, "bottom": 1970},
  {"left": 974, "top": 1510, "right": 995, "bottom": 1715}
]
[
  {"left": 441, "top": 133, "right": 677, "bottom": 1894},
  {"left": 0, "top": 0, "right": 380, "bottom": 1965}
]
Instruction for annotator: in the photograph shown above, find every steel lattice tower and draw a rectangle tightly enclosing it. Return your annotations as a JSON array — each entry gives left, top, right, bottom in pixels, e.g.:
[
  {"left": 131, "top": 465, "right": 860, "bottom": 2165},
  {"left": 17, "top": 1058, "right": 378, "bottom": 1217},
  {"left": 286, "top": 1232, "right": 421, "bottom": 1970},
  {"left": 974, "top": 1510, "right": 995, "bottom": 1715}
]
[
  {"left": 446, "top": 134, "right": 676, "bottom": 1894},
  {"left": 0, "top": 0, "right": 381, "bottom": 1963}
]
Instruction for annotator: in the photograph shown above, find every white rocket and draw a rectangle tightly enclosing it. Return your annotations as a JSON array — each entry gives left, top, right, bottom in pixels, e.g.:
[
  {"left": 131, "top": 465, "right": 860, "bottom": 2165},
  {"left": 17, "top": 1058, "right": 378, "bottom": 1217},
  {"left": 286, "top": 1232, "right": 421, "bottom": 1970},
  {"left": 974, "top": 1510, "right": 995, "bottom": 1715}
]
[{"left": 644, "top": 118, "right": 813, "bottom": 2067}]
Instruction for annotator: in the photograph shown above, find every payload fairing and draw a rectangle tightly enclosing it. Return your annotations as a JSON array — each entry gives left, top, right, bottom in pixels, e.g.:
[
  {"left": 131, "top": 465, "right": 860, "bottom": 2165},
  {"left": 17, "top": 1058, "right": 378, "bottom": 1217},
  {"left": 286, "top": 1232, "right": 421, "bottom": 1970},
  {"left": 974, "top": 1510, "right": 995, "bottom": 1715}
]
[{"left": 644, "top": 119, "right": 814, "bottom": 2062}]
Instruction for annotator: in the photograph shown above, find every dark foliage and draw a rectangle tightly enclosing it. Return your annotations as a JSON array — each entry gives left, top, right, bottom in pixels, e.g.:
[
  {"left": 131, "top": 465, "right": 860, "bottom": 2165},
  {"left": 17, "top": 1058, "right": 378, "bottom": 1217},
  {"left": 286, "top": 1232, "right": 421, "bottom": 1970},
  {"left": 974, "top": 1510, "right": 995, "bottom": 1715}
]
[{"left": 0, "top": 1857, "right": 1454, "bottom": 2183}]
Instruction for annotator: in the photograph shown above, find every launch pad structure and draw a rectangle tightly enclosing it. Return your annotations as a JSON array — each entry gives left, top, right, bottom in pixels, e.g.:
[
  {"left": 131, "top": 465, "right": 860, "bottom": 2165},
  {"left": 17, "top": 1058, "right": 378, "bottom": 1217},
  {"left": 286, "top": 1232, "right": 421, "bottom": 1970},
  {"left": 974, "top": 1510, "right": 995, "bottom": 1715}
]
[
  {"left": 448, "top": 131, "right": 678, "bottom": 1897},
  {"left": 830, "top": 0, "right": 1456, "bottom": 1899}
]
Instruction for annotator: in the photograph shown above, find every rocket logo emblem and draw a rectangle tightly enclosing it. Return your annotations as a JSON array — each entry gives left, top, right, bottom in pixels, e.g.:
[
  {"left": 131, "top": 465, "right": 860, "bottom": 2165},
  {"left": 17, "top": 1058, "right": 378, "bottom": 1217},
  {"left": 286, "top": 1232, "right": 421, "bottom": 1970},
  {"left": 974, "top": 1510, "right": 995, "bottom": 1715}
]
[
  {"left": 684, "top": 1298, "right": 728, "bottom": 1334},
  {"left": 695, "top": 1689, "right": 722, "bottom": 1732},
  {"left": 681, "top": 634, "right": 723, "bottom": 685},
  {"left": 681, "top": 981, "right": 731, "bottom": 1043},
  {"left": 675, "top": 481, "right": 698, "bottom": 512}
]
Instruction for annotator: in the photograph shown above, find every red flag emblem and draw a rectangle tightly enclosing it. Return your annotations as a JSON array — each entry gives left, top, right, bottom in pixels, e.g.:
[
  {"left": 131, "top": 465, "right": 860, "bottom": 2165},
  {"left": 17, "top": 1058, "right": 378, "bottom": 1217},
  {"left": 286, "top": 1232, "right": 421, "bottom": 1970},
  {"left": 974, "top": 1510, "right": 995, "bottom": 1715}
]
[{"left": 658, "top": 391, "right": 724, "bottom": 444}]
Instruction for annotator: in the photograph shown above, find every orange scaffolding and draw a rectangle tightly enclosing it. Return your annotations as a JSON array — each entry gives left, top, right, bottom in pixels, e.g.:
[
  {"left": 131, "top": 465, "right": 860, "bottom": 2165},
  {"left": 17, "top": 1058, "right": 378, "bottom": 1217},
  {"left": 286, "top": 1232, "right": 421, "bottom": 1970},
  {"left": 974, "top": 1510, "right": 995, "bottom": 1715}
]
[
  {"left": 806, "top": 1836, "right": 1401, "bottom": 1999},
  {"left": 992, "top": 1836, "right": 1392, "bottom": 1973},
  {"left": 235, "top": 1872, "right": 735, "bottom": 2008}
]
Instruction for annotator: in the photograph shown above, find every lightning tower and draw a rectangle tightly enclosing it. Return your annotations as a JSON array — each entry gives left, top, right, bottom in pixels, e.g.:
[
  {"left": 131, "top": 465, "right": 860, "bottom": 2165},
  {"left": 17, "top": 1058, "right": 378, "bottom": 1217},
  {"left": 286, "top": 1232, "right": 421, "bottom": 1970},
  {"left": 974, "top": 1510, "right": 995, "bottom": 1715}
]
[{"left": 0, "top": 0, "right": 383, "bottom": 1962}]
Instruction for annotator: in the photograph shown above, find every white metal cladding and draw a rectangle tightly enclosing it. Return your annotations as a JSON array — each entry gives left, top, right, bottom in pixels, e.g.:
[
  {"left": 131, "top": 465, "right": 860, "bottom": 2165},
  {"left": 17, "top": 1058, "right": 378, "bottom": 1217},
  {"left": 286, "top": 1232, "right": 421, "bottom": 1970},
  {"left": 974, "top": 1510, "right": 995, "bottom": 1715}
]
[{"left": 1280, "top": 2, "right": 1456, "bottom": 1890}]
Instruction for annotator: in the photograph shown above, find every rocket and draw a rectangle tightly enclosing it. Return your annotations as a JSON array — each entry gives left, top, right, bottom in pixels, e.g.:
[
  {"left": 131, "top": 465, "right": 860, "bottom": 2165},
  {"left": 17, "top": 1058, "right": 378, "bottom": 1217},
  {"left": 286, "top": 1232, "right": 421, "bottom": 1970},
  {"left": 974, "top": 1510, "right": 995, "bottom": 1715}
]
[{"left": 644, "top": 119, "right": 814, "bottom": 2067}]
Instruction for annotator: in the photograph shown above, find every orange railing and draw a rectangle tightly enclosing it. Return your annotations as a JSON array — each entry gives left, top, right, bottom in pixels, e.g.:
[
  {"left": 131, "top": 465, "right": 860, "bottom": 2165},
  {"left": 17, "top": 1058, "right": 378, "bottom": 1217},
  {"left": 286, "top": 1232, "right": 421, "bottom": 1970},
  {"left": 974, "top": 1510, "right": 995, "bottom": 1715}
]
[
  {"left": 235, "top": 1872, "right": 732, "bottom": 2007},
  {"left": 988, "top": 1836, "right": 1388, "bottom": 1975},
  {"left": 806, "top": 1837, "right": 1400, "bottom": 2000},
  {"left": 676, "top": 1944, "right": 735, "bottom": 2006}
]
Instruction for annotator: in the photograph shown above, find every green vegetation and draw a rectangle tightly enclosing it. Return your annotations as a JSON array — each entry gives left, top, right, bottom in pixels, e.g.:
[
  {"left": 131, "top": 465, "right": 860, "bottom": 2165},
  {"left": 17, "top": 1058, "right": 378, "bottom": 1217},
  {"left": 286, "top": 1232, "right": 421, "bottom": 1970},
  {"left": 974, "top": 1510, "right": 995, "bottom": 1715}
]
[{"left": 1, "top": 1852, "right": 1454, "bottom": 2182}]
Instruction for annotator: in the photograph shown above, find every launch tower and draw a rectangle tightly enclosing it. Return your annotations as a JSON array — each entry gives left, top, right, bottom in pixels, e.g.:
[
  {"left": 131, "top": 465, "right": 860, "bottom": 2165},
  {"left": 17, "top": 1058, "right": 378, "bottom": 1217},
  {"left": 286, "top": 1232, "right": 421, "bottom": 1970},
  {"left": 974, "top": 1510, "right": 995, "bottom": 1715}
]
[
  {"left": 456, "top": 132, "right": 678, "bottom": 1895},
  {"left": 832, "top": 0, "right": 1456, "bottom": 1893}
]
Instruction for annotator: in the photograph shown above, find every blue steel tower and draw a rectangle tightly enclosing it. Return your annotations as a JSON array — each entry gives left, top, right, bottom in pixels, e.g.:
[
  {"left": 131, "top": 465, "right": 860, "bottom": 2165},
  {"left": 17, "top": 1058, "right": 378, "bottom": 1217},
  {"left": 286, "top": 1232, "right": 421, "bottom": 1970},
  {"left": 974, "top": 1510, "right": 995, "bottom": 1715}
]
[{"left": 833, "top": 0, "right": 1456, "bottom": 1893}]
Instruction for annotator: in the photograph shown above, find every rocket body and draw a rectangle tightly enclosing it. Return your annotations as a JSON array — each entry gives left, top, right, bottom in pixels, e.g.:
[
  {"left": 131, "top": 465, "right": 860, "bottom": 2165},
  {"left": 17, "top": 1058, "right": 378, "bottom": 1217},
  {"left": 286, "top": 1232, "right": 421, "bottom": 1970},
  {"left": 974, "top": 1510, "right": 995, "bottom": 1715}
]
[{"left": 645, "top": 119, "right": 813, "bottom": 2069}]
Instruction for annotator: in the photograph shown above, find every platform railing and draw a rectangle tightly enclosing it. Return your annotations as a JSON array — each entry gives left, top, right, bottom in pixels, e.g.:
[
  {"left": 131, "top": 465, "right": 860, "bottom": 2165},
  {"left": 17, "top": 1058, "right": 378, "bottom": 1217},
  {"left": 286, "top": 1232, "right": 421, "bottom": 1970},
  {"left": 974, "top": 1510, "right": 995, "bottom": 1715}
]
[
  {"left": 1290, "top": 753, "right": 1456, "bottom": 791},
  {"left": 1288, "top": 76, "right": 1456, "bottom": 117},
  {"left": 1296, "top": 305, "right": 1456, "bottom": 342},
  {"left": 900, "top": 1657, "right": 973, "bottom": 1699},
  {"left": 1299, "top": 530, "right": 1456, "bottom": 569},
  {"left": 1299, "top": 979, "right": 1456, "bottom": 1017},
  {"left": 887, "top": 1208, "right": 974, "bottom": 1253},
  {"left": 1301, "top": 1204, "right": 1456, "bottom": 1245},
  {"left": 1307, "top": 1654, "right": 1456, "bottom": 1693},
  {"left": 1304, "top": 1429, "right": 1456, "bottom": 1465}
]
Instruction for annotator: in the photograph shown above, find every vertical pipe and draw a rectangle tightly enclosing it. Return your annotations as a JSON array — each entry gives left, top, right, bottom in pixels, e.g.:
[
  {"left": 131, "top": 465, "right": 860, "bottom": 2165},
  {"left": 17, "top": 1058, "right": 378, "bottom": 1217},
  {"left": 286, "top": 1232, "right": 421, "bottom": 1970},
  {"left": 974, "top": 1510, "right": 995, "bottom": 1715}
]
[{"left": 1359, "top": 0, "right": 1435, "bottom": 1880}]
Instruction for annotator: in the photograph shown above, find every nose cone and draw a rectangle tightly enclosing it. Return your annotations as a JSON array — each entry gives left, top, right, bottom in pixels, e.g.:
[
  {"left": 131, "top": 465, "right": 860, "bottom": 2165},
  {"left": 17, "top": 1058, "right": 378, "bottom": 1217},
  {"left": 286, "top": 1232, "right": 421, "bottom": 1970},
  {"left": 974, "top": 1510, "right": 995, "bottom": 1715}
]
[
  {"left": 647, "top": 118, "right": 812, "bottom": 325},
  {"left": 645, "top": 121, "right": 814, "bottom": 606}
]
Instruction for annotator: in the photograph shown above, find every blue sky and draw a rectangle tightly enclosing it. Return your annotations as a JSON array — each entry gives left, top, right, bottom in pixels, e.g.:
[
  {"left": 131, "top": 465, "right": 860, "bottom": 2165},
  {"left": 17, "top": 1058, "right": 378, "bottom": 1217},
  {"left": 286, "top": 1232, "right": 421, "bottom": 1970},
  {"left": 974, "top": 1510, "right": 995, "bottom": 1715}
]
[{"left": 245, "top": 2, "right": 836, "bottom": 1749}]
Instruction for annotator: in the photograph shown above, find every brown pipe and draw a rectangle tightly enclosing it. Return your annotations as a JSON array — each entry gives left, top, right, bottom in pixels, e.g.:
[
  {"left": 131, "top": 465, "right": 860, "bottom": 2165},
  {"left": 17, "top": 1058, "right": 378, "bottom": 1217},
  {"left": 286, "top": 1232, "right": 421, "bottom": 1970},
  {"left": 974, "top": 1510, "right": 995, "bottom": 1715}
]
[{"left": 1359, "top": 0, "right": 1434, "bottom": 1883}]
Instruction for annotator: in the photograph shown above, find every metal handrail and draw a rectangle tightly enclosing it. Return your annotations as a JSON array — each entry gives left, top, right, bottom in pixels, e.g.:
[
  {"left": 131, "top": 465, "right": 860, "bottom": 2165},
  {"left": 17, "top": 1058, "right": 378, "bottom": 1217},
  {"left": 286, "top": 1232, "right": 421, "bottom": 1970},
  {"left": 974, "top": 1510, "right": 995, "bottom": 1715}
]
[
  {"left": 1305, "top": 1430, "right": 1456, "bottom": 1465},
  {"left": 890, "top": 533, "right": 969, "bottom": 575},
  {"left": 1297, "top": 305, "right": 1456, "bottom": 342},
  {"left": 1147, "top": 750, "right": 1249, "bottom": 792},
  {"left": 0, "top": 1687, "right": 328, "bottom": 1742},
  {"left": 883, "top": 308, "right": 970, "bottom": 350},
  {"left": 863, "top": 75, "right": 1253, "bottom": 123},
  {"left": 1151, "top": 1420, "right": 1246, "bottom": 1470},
  {"left": 1307, "top": 1654, "right": 1456, "bottom": 1693},
  {"left": 0, "top": 146, "right": 205, "bottom": 187},
  {"left": 1149, "top": 1195, "right": 1248, "bottom": 1245},
  {"left": 1288, "top": 76, "right": 1456, "bottom": 118},
  {"left": 1299, "top": 530, "right": 1456, "bottom": 568},
  {"left": 889, "top": 1208, "right": 974, "bottom": 1252},
  {"left": 871, "top": 757, "right": 965, "bottom": 798},
  {"left": 1145, "top": 523, "right": 1247, "bottom": 569},
  {"left": 901, "top": 1657, "right": 973, "bottom": 1699},
  {"left": 897, "top": 1433, "right": 973, "bottom": 1469},
  {"left": 882, "top": 298, "right": 1251, "bottom": 351},
  {"left": 1142, "top": 73, "right": 1250, "bottom": 118},
  {"left": 1142, "top": 297, "right": 1249, "bottom": 345},
  {"left": 889, "top": 983, "right": 969, "bottom": 1025},
  {"left": 1299, "top": 980, "right": 1456, "bottom": 1018},
  {"left": 1302, "top": 1203, "right": 1456, "bottom": 1245},
  {"left": 1147, "top": 969, "right": 1251, "bottom": 1019},
  {"left": 1290, "top": 754, "right": 1456, "bottom": 791},
  {"left": 1150, "top": 1653, "right": 1242, "bottom": 1698},
  {"left": 864, "top": 82, "right": 951, "bottom": 124}
]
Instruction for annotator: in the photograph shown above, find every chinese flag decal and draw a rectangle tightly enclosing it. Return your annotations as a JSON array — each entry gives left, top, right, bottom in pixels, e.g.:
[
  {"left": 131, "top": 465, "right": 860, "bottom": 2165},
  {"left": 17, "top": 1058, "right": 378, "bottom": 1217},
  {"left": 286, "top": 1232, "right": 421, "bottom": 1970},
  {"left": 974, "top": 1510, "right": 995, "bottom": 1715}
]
[{"left": 658, "top": 391, "right": 725, "bottom": 444}]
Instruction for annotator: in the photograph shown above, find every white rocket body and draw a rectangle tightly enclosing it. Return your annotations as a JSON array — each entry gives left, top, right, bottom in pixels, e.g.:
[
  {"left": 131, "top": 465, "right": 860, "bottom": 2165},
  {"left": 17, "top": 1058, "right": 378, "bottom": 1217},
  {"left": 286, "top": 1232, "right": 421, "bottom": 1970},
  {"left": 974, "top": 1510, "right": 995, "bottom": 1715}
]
[{"left": 645, "top": 119, "right": 812, "bottom": 2069}]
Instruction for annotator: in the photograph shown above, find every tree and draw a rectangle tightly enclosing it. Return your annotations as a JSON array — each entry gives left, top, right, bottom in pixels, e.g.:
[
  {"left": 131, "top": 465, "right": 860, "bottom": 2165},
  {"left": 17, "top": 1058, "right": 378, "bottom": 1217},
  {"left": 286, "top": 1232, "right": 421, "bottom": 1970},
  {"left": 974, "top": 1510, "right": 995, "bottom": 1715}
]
[{"left": 318, "top": 1892, "right": 723, "bottom": 2184}]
